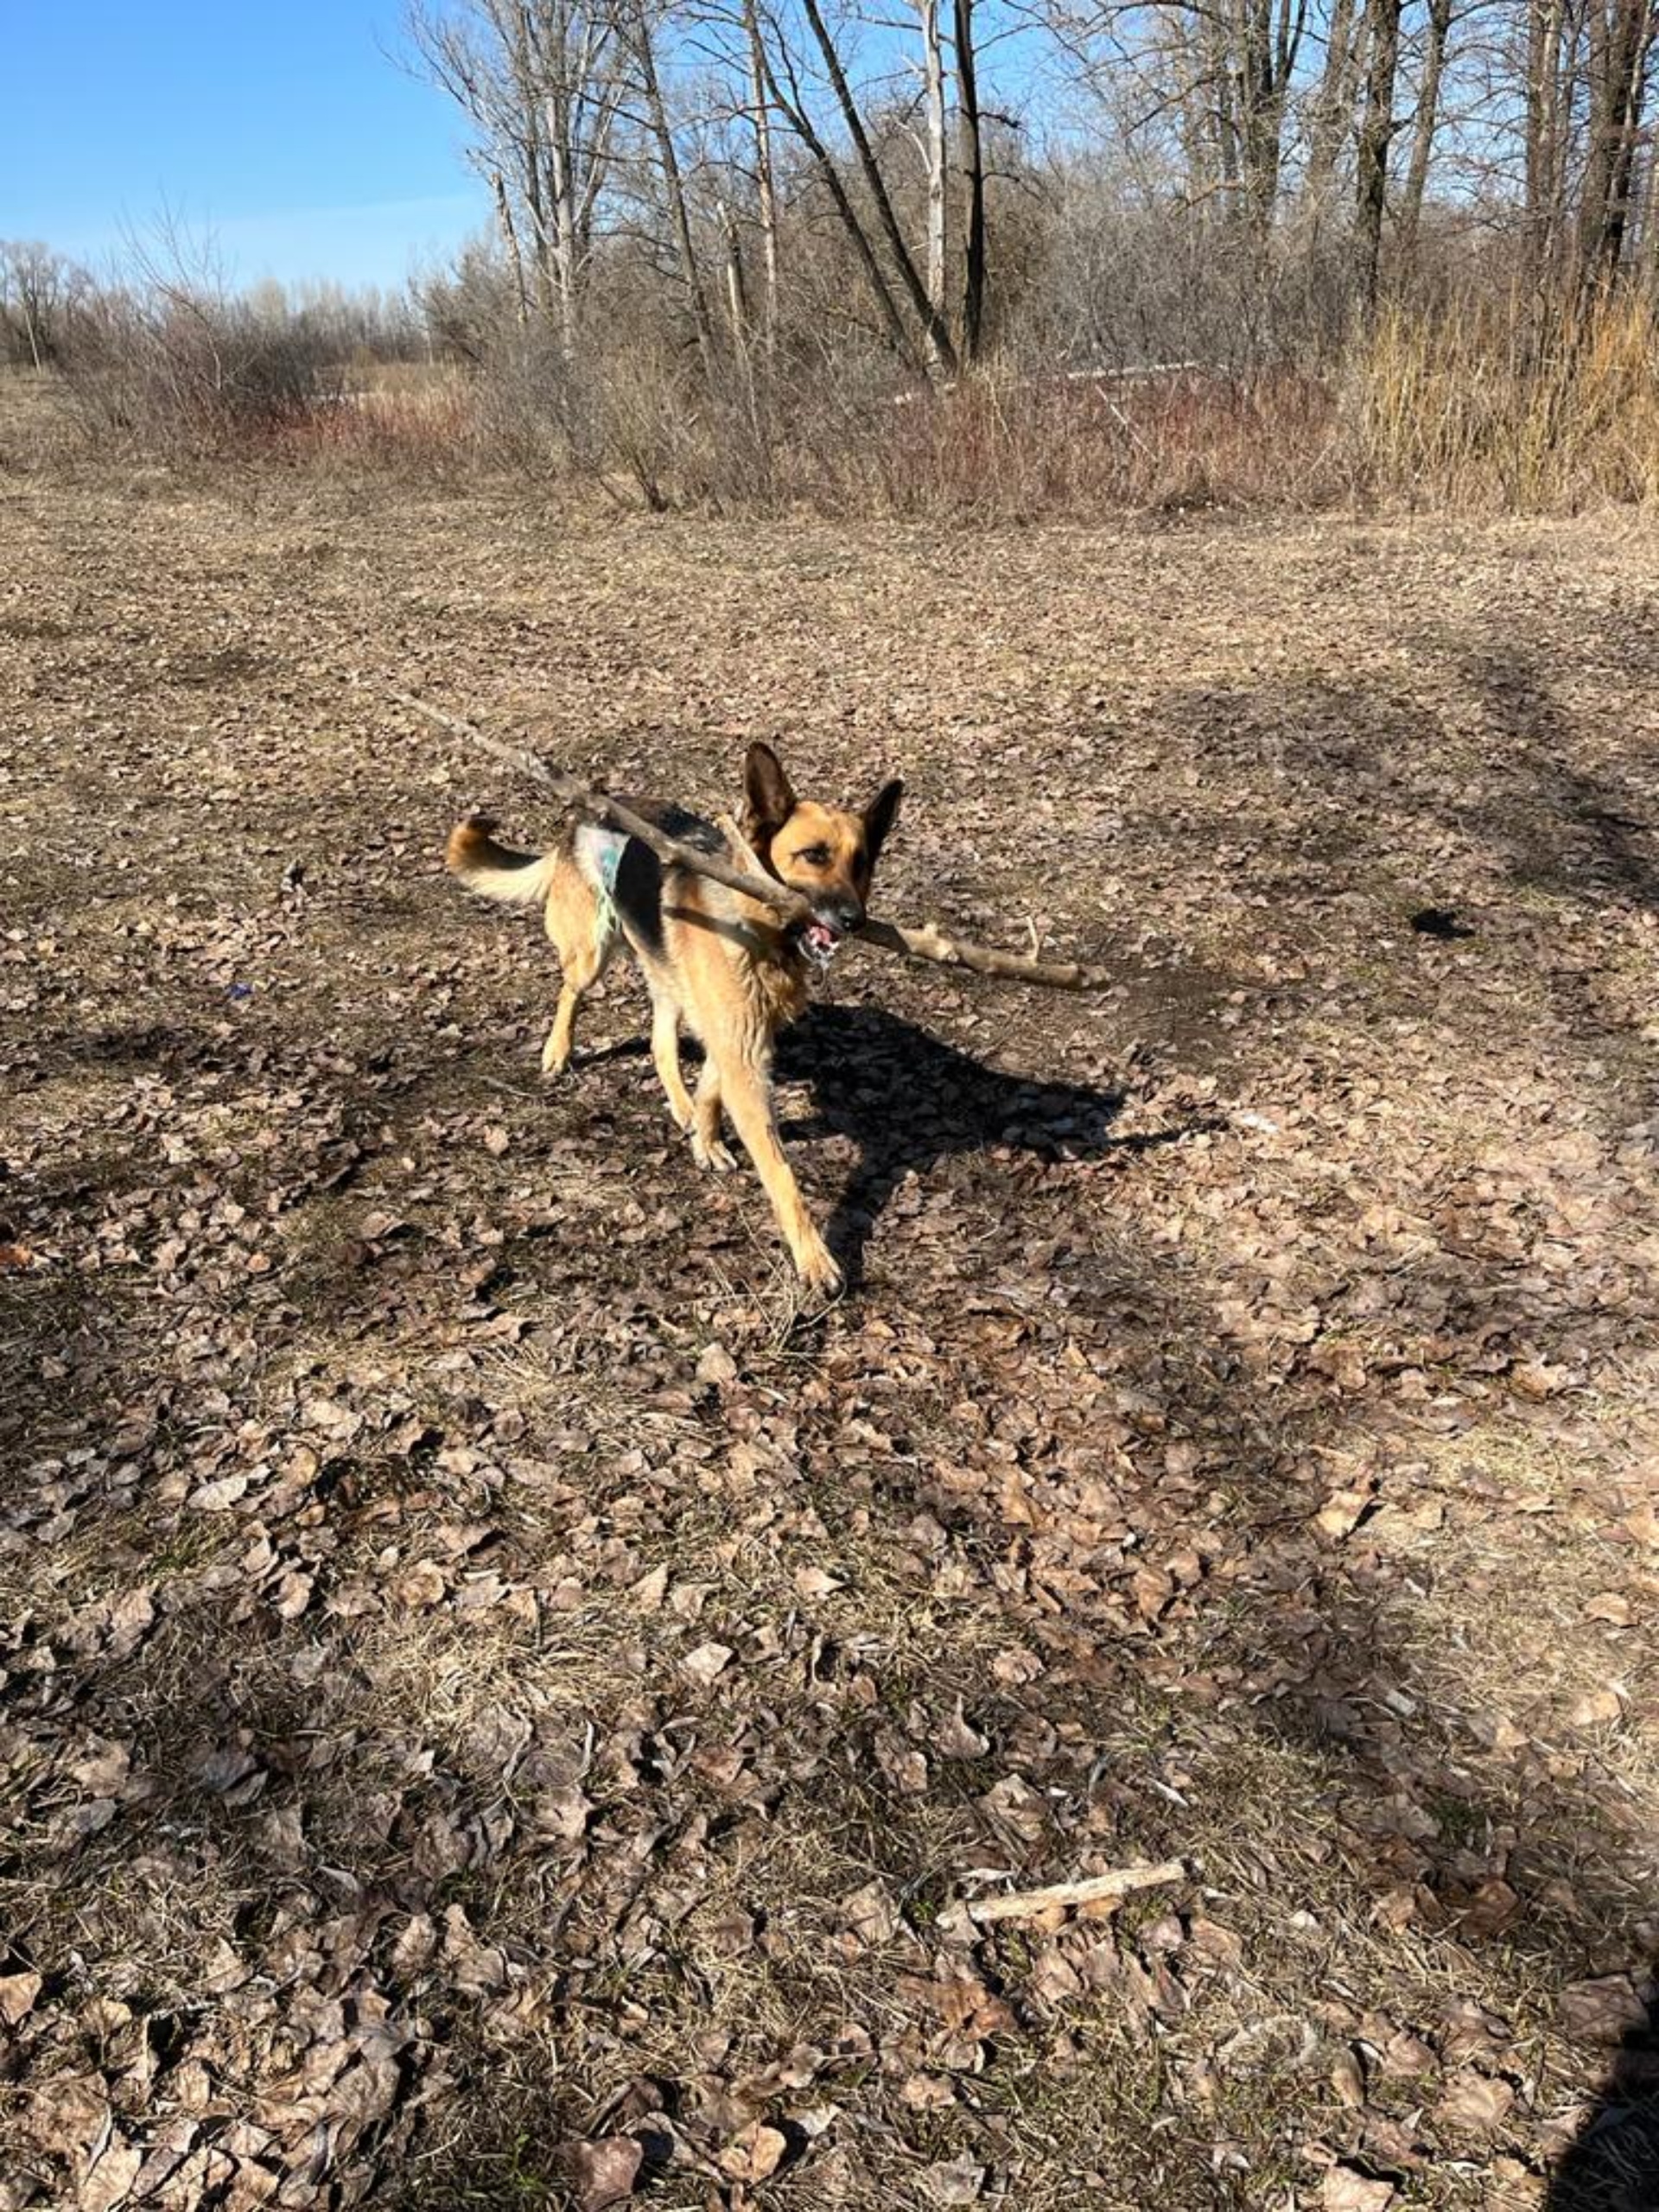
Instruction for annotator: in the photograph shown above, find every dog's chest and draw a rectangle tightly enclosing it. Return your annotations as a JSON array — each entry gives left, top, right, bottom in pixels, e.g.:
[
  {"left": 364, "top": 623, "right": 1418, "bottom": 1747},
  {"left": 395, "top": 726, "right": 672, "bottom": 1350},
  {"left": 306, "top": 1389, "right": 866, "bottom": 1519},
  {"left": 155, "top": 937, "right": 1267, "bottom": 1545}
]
[{"left": 750, "top": 944, "right": 810, "bottom": 1029}]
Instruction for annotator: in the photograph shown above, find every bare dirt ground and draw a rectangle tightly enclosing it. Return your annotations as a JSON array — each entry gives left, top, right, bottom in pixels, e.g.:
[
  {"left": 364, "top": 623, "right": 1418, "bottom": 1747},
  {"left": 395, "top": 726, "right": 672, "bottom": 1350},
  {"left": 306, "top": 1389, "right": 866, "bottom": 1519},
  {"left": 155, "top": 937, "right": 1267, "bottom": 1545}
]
[{"left": 3, "top": 453, "right": 1657, "bottom": 2212}]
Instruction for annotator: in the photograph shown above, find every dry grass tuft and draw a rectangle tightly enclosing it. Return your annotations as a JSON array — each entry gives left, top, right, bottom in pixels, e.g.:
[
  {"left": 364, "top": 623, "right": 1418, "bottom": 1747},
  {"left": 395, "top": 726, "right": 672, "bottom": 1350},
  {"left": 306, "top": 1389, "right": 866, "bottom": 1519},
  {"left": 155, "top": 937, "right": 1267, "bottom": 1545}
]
[{"left": 1352, "top": 295, "right": 1659, "bottom": 513}]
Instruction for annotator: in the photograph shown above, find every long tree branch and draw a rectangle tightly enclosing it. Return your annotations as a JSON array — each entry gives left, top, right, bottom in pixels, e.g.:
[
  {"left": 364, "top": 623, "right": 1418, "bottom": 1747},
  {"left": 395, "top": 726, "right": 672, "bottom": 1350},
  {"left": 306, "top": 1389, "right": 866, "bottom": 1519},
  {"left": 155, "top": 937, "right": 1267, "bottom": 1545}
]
[
  {"left": 391, "top": 690, "right": 1109, "bottom": 992},
  {"left": 392, "top": 688, "right": 806, "bottom": 917}
]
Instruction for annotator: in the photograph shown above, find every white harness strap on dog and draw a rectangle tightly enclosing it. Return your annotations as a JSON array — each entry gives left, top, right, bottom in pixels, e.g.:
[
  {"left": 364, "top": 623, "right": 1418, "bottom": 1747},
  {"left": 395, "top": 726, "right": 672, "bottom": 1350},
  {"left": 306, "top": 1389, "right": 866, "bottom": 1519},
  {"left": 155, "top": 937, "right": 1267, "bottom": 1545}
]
[{"left": 574, "top": 822, "right": 626, "bottom": 944}]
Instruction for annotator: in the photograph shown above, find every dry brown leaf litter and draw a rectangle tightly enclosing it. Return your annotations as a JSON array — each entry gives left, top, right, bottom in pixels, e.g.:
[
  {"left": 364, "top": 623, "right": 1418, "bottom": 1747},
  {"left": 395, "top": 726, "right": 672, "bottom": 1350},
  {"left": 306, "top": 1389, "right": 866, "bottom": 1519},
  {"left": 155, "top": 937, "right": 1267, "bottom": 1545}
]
[{"left": 2, "top": 454, "right": 1657, "bottom": 2211}]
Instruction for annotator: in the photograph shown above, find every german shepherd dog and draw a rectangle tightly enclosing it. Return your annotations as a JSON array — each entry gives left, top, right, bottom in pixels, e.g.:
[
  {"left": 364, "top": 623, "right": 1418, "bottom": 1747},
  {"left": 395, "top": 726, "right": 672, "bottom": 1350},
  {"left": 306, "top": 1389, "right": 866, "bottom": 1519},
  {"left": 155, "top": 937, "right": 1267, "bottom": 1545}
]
[{"left": 447, "top": 743, "right": 903, "bottom": 1295}]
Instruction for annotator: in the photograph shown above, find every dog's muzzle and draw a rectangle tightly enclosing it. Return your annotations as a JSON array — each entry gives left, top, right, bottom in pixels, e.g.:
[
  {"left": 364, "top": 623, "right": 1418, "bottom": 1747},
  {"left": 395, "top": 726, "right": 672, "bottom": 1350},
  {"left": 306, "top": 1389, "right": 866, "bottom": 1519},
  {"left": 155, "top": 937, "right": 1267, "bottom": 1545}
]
[{"left": 797, "top": 900, "right": 863, "bottom": 969}]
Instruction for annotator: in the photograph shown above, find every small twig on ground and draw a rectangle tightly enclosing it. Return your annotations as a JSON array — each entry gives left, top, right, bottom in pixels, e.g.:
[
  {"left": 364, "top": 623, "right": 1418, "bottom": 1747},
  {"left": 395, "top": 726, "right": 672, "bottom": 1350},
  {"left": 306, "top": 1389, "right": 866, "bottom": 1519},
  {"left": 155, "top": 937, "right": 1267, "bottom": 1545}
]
[
  {"left": 391, "top": 689, "right": 1109, "bottom": 993},
  {"left": 965, "top": 1858, "right": 1188, "bottom": 1923}
]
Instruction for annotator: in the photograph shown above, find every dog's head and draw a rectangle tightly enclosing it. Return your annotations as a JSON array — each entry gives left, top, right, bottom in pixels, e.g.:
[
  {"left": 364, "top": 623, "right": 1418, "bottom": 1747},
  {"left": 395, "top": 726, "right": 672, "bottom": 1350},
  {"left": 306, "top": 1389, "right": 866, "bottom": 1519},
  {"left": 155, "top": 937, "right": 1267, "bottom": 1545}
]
[{"left": 741, "top": 742, "right": 904, "bottom": 965}]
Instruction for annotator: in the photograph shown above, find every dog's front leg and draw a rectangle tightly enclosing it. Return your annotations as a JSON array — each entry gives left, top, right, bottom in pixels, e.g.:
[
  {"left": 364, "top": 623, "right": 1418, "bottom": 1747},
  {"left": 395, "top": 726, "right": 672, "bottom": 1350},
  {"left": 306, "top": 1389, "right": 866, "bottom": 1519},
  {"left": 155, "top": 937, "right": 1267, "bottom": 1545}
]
[
  {"left": 715, "top": 1050, "right": 842, "bottom": 1294},
  {"left": 650, "top": 997, "right": 696, "bottom": 1132},
  {"left": 691, "top": 1059, "right": 737, "bottom": 1174}
]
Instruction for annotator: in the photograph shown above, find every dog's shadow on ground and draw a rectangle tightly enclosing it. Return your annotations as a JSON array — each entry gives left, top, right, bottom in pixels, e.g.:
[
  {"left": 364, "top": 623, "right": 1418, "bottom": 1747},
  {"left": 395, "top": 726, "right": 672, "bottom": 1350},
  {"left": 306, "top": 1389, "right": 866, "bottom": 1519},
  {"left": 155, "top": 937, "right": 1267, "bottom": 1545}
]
[
  {"left": 772, "top": 1001, "right": 1183, "bottom": 1284},
  {"left": 584, "top": 1001, "right": 1199, "bottom": 1284},
  {"left": 1548, "top": 1980, "right": 1659, "bottom": 2212}
]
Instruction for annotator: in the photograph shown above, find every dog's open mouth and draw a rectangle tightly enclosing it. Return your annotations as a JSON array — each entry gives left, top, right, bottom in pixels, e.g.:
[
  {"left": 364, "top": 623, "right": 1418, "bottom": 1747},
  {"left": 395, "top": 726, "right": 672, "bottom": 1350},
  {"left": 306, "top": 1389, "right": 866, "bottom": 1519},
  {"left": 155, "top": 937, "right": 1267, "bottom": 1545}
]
[{"left": 798, "top": 918, "right": 847, "bottom": 968}]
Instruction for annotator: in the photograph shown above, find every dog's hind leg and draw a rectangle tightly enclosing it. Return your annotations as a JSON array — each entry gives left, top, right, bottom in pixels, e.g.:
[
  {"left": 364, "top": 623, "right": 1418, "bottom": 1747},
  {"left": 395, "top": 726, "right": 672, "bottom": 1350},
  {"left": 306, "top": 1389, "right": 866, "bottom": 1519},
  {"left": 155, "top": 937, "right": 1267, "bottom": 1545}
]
[{"left": 541, "top": 861, "right": 617, "bottom": 1077}]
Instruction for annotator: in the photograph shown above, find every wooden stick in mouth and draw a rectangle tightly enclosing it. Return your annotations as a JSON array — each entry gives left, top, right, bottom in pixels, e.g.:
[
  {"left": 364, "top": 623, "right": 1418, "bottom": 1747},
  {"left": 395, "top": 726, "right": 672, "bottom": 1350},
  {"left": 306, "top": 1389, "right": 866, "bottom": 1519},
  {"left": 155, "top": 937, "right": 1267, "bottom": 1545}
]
[{"left": 393, "top": 689, "right": 1109, "bottom": 992}]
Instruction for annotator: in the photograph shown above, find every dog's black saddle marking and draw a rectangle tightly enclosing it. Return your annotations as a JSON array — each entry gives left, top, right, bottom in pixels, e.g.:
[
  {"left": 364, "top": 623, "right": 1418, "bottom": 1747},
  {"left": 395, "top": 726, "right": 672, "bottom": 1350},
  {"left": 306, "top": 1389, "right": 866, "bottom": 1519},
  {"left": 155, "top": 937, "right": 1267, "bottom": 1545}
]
[{"left": 613, "top": 803, "right": 728, "bottom": 959}]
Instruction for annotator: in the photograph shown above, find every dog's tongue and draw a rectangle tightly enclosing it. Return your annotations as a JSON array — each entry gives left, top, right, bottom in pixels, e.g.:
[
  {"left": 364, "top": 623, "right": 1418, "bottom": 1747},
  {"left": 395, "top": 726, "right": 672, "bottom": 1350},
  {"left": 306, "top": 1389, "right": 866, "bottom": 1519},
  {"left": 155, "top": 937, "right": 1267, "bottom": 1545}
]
[{"left": 804, "top": 920, "right": 842, "bottom": 962}]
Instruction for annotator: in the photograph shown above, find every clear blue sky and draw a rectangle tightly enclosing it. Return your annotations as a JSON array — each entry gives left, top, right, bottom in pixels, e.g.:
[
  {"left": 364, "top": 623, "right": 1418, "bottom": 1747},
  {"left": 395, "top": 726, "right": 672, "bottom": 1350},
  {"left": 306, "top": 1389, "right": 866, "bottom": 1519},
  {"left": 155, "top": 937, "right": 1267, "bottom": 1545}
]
[{"left": 3, "top": 1, "right": 490, "bottom": 290}]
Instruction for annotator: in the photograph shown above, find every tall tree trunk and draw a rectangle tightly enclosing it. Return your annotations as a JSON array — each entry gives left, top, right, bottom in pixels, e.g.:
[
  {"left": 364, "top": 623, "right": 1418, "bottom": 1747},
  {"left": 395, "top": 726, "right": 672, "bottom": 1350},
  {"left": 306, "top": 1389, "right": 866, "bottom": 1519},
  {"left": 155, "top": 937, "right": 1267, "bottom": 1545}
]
[
  {"left": 1269, "top": 0, "right": 1307, "bottom": 207},
  {"left": 1355, "top": 0, "right": 1403, "bottom": 314},
  {"left": 920, "top": 0, "right": 950, "bottom": 369},
  {"left": 1306, "top": 0, "right": 1362, "bottom": 213},
  {"left": 1579, "top": 0, "right": 1656, "bottom": 285},
  {"left": 1602, "top": 20, "right": 1655, "bottom": 275},
  {"left": 1207, "top": 5, "right": 1243, "bottom": 214},
  {"left": 742, "top": 0, "right": 779, "bottom": 356},
  {"left": 1524, "top": 0, "right": 1569, "bottom": 296},
  {"left": 717, "top": 198, "right": 752, "bottom": 356},
  {"left": 1235, "top": 0, "right": 1301, "bottom": 235},
  {"left": 1398, "top": 0, "right": 1454, "bottom": 260},
  {"left": 511, "top": 7, "right": 558, "bottom": 330},
  {"left": 490, "top": 169, "right": 531, "bottom": 326},
  {"left": 546, "top": 111, "right": 582, "bottom": 366},
  {"left": 955, "top": 0, "right": 987, "bottom": 360},
  {"left": 798, "top": 0, "right": 959, "bottom": 372},
  {"left": 756, "top": 38, "right": 928, "bottom": 372},
  {"left": 630, "top": 3, "right": 718, "bottom": 378},
  {"left": 1173, "top": 4, "right": 1218, "bottom": 206}
]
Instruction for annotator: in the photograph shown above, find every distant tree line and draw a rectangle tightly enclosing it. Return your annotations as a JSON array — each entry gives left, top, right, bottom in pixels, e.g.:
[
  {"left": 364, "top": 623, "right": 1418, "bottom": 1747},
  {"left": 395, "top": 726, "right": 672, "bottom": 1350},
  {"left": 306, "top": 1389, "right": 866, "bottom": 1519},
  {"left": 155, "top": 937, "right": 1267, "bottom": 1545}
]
[
  {"left": 5, "top": 0, "right": 1654, "bottom": 512},
  {"left": 401, "top": 0, "right": 1659, "bottom": 389}
]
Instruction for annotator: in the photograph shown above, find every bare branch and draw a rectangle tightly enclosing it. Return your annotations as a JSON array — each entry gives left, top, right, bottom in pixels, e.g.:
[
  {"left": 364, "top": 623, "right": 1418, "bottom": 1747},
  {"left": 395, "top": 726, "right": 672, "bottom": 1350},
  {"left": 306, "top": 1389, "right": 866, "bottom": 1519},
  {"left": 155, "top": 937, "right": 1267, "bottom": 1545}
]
[
  {"left": 393, "top": 690, "right": 1110, "bottom": 992},
  {"left": 965, "top": 1859, "right": 1189, "bottom": 1923}
]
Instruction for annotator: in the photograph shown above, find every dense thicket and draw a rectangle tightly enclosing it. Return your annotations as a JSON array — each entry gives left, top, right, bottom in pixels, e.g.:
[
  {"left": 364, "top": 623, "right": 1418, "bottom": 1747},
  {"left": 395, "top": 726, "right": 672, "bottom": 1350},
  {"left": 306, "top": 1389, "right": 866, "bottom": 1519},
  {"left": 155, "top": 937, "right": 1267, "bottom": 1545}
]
[{"left": 6, "top": 0, "right": 1656, "bottom": 509}]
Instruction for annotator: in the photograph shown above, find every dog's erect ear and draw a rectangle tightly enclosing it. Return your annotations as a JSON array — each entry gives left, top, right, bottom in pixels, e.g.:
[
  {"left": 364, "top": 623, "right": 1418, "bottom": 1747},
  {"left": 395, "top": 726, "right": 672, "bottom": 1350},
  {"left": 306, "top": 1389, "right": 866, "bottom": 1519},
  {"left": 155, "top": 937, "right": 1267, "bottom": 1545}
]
[
  {"left": 863, "top": 778, "right": 904, "bottom": 862},
  {"left": 743, "top": 742, "right": 798, "bottom": 845}
]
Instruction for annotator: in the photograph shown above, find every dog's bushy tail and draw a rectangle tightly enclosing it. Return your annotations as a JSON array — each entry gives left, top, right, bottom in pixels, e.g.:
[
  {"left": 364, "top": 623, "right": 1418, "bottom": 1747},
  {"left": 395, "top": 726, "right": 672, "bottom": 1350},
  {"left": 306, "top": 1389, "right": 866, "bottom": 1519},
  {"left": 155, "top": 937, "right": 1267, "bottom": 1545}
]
[{"left": 445, "top": 816, "right": 556, "bottom": 906}]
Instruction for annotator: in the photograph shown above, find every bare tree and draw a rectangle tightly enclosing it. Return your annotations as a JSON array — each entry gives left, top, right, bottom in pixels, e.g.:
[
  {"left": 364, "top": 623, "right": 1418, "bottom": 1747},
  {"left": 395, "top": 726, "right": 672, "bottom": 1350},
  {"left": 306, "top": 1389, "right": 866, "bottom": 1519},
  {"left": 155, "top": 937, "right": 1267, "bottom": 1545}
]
[
  {"left": 408, "top": 0, "right": 630, "bottom": 364},
  {"left": 1306, "top": 0, "right": 1366, "bottom": 213},
  {"left": 802, "top": 0, "right": 959, "bottom": 367},
  {"left": 1355, "top": 0, "right": 1404, "bottom": 309},
  {"left": 488, "top": 169, "right": 532, "bottom": 322},
  {"left": 955, "top": 0, "right": 988, "bottom": 356},
  {"left": 918, "top": 0, "right": 950, "bottom": 366},
  {"left": 1040, "top": 0, "right": 1306, "bottom": 238},
  {"left": 1234, "top": 0, "right": 1309, "bottom": 233},
  {"left": 1578, "top": 0, "right": 1656, "bottom": 283},
  {"left": 1523, "top": 0, "right": 1572, "bottom": 291},
  {"left": 1397, "top": 0, "right": 1455, "bottom": 257},
  {"left": 748, "top": 9, "right": 927, "bottom": 367},
  {"left": 375, "top": 0, "right": 1658, "bottom": 446},
  {"left": 625, "top": 0, "right": 720, "bottom": 372},
  {"left": 741, "top": 0, "right": 958, "bottom": 373},
  {"left": 0, "top": 241, "right": 92, "bottom": 370},
  {"left": 742, "top": 0, "right": 781, "bottom": 349}
]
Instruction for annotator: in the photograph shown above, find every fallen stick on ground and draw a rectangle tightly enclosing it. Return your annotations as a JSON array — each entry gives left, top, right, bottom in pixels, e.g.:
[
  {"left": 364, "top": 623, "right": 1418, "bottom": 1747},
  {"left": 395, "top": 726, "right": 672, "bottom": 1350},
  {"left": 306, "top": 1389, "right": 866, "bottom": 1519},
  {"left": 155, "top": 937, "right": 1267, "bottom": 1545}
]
[
  {"left": 965, "top": 1858, "right": 1188, "bottom": 1923},
  {"left": 392, "top": 689, "right": 1109, "bottom": 992}
]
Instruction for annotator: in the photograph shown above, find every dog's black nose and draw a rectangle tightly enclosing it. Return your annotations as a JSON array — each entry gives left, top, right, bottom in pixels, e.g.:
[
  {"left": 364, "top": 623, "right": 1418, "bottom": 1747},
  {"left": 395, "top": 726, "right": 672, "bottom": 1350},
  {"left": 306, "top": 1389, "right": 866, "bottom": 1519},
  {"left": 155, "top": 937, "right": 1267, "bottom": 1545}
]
[{"left": 820, "top": 897, "right": 865, "bottom": 935}]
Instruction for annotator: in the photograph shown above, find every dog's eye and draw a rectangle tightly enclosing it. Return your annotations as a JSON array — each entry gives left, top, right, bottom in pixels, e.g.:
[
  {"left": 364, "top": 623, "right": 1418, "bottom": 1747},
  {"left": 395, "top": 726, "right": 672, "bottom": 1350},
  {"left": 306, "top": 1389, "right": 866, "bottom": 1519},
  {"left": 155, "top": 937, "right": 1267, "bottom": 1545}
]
[{"left": 796, "top": 844, "right": 831, "bottom": 867}]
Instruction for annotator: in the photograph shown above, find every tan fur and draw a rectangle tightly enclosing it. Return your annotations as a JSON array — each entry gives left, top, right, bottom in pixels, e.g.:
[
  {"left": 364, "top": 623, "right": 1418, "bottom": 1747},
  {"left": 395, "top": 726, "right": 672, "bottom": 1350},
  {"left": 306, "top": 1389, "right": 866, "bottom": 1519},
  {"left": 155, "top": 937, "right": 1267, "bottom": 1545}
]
[
  {"left": 444, "top": 817, "right": 558, "bottom": 906},
  {"left": 447, "top": 747, "right": 903, "bottom": 1296}
]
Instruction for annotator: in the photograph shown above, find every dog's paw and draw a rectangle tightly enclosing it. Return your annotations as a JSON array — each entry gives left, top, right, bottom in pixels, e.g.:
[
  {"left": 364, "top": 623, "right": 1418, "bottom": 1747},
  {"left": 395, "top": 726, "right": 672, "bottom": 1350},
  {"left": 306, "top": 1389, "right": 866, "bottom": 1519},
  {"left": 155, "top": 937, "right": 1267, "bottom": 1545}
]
[
  {"left": 797, "top": 1244, "right": 844, "bottom": 1300},
  {"left": 540, "top": 1037, "right": 569, "bottom": 1078},
  {"left": 692, "top": 1135, "right": 738, "bottom": 1175}
]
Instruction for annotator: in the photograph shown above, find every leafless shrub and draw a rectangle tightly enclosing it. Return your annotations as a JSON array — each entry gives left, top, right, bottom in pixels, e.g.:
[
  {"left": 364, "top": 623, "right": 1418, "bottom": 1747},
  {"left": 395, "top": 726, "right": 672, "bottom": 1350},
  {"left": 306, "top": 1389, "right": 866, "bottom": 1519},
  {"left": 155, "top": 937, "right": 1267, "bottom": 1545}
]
[
  {"left": 22, "top": 182, "right": 1659, "bottom": 520},
  {"left": 0, "top": 241, "right": 96, "bottom": 370},
  {"left": 54, "top": 285, "right": 342, "bottom": 463},
  {"left": 761, "top": 362, "right": 1342, "bottom": 518},
  {"left": 43, "top": 226, "right": 423, "bottom": 467}
]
